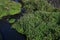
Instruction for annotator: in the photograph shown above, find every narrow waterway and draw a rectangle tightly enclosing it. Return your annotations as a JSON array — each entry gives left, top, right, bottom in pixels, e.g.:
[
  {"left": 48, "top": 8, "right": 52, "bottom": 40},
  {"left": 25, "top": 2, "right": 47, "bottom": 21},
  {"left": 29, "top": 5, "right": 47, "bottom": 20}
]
[{"left": 0, "top": 20, "right": 26, "bottom": 40}]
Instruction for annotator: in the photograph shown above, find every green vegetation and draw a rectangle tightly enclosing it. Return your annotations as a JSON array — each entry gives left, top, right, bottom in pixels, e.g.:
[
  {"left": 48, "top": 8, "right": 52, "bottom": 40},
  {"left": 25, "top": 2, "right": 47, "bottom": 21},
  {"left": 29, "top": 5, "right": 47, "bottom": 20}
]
[
  {"left": 1, "top": 0, "right": 60, "bottom": 40},
  {"left": 12, "top": 0, "right": 60, "bottom": 40},
  {"left": 8, "top": 18, "right": 15, "bottom": 23},
  {"left": 0, "top": 0, "right": 21, "bottom": 19},
  {"left": 0, "top": 0, "right": 21, "bottom": 39},
  {"left": 22, "top": 0, "right": 60, "bottom": 12},
  {"left": 12, "top": 11, "right": 60, "bottom": 40}
]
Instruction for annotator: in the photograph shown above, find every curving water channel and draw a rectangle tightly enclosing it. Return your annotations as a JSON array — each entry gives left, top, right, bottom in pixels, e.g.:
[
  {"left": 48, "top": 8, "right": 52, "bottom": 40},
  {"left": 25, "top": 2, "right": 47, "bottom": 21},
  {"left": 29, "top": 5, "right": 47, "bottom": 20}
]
[{"left": 0, "top": 20, "right": 26, "bottom": 40}]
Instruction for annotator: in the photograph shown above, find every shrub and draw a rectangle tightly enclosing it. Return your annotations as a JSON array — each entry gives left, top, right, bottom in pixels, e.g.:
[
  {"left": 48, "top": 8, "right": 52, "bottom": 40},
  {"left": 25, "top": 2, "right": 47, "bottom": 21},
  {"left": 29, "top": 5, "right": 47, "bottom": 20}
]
[
  {"left": 12, "top": 0, "right": 60, "bottom": 40},
  {"left": 0, "top": 0, "right": 58, "bottom": 40},
  {"left": 22, "top": 0, "right": 60, "bottom": 12},
  {"left": 12, "top": 11, "right": 60, "bottom": 40},
  {"left": 0, "top": 0, "right": 21, "bottom": 19}
]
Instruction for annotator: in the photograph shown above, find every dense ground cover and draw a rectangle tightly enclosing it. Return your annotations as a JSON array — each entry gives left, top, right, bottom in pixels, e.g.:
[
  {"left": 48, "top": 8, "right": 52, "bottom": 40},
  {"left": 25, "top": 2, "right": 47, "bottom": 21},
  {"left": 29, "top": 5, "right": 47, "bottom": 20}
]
[
  {"left": 12, "top": 0, "right": 60, "bottom": 40},
  {"left": 0, "top": 0, "right": 60, "bottom": 40}
]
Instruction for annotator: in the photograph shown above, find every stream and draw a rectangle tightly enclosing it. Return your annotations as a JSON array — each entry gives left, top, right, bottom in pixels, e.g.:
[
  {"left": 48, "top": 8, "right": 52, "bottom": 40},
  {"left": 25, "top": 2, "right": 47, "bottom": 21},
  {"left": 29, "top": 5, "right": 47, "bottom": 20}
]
[{"left": 0, "top": 20, "right": 26, "bottom": 40}]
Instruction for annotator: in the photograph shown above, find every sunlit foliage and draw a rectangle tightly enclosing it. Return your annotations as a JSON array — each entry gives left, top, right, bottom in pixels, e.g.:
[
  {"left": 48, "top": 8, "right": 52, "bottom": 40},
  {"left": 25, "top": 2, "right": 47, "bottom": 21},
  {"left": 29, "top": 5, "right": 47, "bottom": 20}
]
[
  {"left": 12, "top": 11, "right": 60, "bottom": 40},
  {"left": 0, "top": 0, "right": 21, "bottom": 19},
  {"left": 1, "top": 0, "right": 60, "bottom": 40},
  {"left": 12, "top": 0, "right": 60, "bottom": 40}
]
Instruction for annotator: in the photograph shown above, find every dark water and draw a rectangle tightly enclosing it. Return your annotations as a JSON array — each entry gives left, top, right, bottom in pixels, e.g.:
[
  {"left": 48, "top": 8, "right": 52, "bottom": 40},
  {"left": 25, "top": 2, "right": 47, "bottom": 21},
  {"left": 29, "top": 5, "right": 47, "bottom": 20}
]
[{"left": 0, "top": 20, "right": 26, "bottom": 40}]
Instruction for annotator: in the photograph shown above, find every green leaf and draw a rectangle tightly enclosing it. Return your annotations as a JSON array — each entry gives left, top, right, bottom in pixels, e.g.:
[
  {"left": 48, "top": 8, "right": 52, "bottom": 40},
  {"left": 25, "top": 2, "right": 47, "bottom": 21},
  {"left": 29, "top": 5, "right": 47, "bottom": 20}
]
[{"left": 0, "top": 0, "right": 21, "bottom": 19}]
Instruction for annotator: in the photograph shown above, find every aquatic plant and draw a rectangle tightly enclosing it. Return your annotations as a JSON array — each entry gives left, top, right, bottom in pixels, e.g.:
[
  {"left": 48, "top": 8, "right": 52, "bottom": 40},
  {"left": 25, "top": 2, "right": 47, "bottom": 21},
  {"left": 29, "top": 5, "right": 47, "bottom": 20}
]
[{"left": 0, "top": 0, "right": 21, "bottom": 19}]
